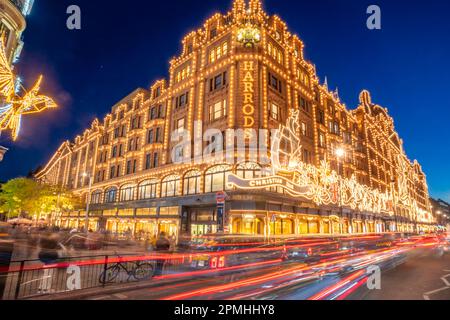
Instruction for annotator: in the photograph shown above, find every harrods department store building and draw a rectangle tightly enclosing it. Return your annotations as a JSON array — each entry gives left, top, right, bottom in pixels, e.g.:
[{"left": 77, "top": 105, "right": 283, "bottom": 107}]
[{"left": 36, "top": 0, "right": 436, "bottom": 239}]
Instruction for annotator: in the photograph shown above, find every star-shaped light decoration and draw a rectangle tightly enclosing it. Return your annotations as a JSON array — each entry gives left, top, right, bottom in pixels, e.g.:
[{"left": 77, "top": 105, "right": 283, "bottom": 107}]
[{"left": 0, "top": 35, "right": 57, "bottom": 141}]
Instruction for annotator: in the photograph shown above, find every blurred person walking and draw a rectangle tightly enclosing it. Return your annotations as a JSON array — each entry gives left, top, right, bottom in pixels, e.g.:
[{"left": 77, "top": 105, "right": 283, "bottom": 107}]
[
  {"left": 153, "top": 232, "right": 171, "bottom": 276},
  {"left": 37, "top": 233, "right": 66, "bottom": 293}
]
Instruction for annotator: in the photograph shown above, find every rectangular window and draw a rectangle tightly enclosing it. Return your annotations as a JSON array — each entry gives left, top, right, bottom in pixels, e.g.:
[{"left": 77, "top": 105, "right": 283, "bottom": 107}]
[
  {"left": 155, "top": 128, "right": 161, "bottom": 143},
  {"left": 303, "top": 149, "right": 311, "bottom": 164},
  {"left": 147, "top": 129, "right": 154, "bottom": 144},
  {"left": 135, "top": 137, "right": 140, "bottom": 151},
  {"left": 210, "top": 28, "right": 217, "bottom": 40},
  {"left": 177, "top": 118, "right": 185, "bottom": 133},
  {"left": 211, "top": 72, "right": 227, "bottom": 91},
  {"left": 126, "top": 160, "right": 132, "bottom": 175},
  {"left": 177, "top": 92, "right": 189, "bottom": 108},
  {"left": 150, "top": 107, "right": 157, "bottom": 120},
  {"left": 160, "top": 207, "right": 179, "bottom": 216},
  {"left": 128, "top": 138, "right": 134, "bottom": 151},
  {"left": 299, "top": 96, "right": 310, "bottom": 113},
  {"left": 209, "top": 100, "right": 227, "bottom": 122},
  {"left": 145, "top": 153, "right": 152, "bottom": 170},
  {"left": 319, "top": 132, "right": 325, "bottom": 148},
  {"left": 110, "top": 166, "right": 116, "bottom": 179},
  {"left": 301, "top": 122, "right": 307, "bottom": 136},
  {"left": 153, "top": 153, "right": 159, "bottom": 168},
  {"left": 317, "top": 110, "right": 325, "bottom": 125},
  {"left": 154, "top": 87, "right": 161, "bottom": 98},
  {"left": 174, "top": 146, "right": 184, "bottom": 163},
  {"left": 209, "top": 41, "right": 229, "bottom": 63},
  {"left": 269, "top": 102, "right": 280, "bottom": 121},
  {"left": 136, "top": 208, "right": 158, "bottom": 216}
]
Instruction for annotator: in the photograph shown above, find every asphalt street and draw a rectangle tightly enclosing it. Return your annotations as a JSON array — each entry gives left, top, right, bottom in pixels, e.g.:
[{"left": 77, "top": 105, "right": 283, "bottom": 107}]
[{"left": 349, "top": 249, "right": 450, "bottom": 300}]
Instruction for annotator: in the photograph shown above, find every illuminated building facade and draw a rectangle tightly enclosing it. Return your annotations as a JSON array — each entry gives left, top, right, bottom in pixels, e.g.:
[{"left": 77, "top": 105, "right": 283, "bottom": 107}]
[
  {"left": 36, "top": 0, "right": 435, "bottom": 239},
  {"left": 0, "top": 0, "right": 33, "bottom": 64}
]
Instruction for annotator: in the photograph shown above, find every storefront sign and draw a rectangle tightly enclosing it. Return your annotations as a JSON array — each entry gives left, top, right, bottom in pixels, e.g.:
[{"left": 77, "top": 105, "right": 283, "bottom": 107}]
[
  {"left": 216, "top": 191, "right": 226, "bottom": 205},
  {"left": 228, "top": 174, "right": 311, "bottom": 197}
]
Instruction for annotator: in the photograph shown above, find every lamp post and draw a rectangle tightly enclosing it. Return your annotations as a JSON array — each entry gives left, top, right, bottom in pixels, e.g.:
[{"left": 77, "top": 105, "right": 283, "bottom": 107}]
[{"left": 82, "top": 173, "right": 93, "bottom": 234}]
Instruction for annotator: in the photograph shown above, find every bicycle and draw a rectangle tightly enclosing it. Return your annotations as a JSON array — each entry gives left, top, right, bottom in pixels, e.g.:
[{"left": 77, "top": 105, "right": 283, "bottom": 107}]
[{"left": 99, "top": 256, "right": 154, "bottom": 284}]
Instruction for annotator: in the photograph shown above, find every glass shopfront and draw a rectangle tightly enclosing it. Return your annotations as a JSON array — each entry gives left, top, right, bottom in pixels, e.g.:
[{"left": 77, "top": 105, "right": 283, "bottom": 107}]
[
  {"left": 135, "top": 220, "right": 158, "bottom": 240},
  {"left": 191, "top": 224, "right": 217, "bottom": 236},
  {"left": 308, "top": 219, "right": 320, "bottom": 234},
  {"left": 353, "top": 221, "right": 364, "bottom": 234},
  {"left": 322, "top": 220, "right": 331, "bottom": 234},
  {"left": 299, "top": 219, "right": 308, "bottom": 234},
  {"left": 189, "top": 208, "right": 217, "bottom": 236},
  {"left": 269, "top": 218, "right": 294, "bottom": 235},
  {"left": 159, "top": 220, "right": 179, "bottom": 240},
  {"left": 232, "top": 215, "right": 265, "bottom": 235},
  {"left": 341, "top": 219, "right": 350, "bottom": 234}
]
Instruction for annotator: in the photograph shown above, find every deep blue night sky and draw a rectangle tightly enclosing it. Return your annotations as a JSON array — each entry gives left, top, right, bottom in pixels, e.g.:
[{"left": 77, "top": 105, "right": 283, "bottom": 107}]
[{"left": 0, "top": 0, "right": 449, "bottom": 201}]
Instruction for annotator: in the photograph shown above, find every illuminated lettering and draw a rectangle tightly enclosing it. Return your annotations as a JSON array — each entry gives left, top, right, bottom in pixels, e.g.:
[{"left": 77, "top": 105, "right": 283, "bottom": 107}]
[{"left": 242, "top": 61, "right": 255, "bottom": 129}]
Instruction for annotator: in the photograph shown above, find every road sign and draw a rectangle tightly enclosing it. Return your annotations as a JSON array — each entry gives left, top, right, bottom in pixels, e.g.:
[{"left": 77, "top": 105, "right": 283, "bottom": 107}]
[{"left": 216, "top": 191, "right": 226, "bottom": 204}]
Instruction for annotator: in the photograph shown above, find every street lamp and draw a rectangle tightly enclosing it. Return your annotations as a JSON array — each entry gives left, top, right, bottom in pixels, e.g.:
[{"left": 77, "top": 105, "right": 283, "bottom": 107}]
[{"left": 82, "top": 172, "right": 93, "bottom": 234}]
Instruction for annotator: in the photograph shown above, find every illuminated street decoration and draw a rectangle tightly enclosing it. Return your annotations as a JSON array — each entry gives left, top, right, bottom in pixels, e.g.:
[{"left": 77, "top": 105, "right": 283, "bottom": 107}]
[
  {"left": 0, "top": 37, "right": 57, "bottom": 141},
  {"left": 237, "top": 24, "right": 261, "bottom": 48},
  {"left": 0, "top": 36, "right": 15, "bottom": 99},
  {"left": 229, "top": 110, "right": 433, "bottom": 224}
]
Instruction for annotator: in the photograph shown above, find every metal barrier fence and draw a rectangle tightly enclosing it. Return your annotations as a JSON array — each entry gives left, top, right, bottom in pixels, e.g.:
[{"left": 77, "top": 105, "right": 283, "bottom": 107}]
[{"left": 0, "top": 253, "right": 190, "bottom": 300}]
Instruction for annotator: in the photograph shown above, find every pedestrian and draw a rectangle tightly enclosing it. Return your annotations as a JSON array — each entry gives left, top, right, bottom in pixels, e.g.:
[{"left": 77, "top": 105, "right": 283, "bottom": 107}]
[
  {"left": 153, "top": 232, "right": 171, "bottom": 276},
  {"left": 37, "top": 233, "right": 61, "bottom": 293}
]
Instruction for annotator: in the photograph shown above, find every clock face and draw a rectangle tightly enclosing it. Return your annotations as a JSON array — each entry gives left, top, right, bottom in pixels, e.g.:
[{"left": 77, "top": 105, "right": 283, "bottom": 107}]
[{"left": 237, "top": 26, "right": 261, "bottom": 47}]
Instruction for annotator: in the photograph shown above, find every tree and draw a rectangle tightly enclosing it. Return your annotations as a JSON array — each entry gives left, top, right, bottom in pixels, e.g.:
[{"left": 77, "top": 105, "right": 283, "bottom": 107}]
[{"left": 0, "top": 178, "right": 81, "bottom": 220}]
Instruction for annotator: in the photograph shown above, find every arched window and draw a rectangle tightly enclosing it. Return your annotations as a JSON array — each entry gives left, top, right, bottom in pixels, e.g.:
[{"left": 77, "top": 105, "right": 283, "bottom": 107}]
[
  {"left": 119, "top": 184, "right": 136, "bottom": 202},
  {"left": 161, "top": 175, "right": 181, "bottom": 198},
  {"left": 138, "top": 179, "right": 159, "bottom": 200},
  {"left": 104, "top": 187, "right": 118, "bottom": 203},
  {"left": 205, "top": 165, "right": 232, "bottom": 193},
  {"left": 236, "top": 162, "right": 262, "bottom": 179},
  {"left": 91, "top": 190, "right": 103, "bottom": 204},
  {"left": 184, "top": 170, "right": 201, "bottom": 195}
]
